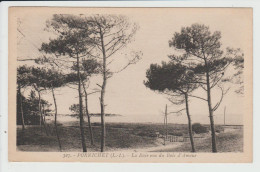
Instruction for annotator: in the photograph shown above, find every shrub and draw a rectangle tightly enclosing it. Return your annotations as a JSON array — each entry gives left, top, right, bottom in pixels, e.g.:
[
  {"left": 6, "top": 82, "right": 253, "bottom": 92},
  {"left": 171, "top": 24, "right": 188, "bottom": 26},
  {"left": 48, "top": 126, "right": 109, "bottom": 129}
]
[
  {"left": 170, "top": 131, "right": 183, "bottom": 136},
  {"left": 136, "top": 131, "right": 157, "bottom": 138},
  {"left": 215, "top": 126, "right": 224, "bottom": 133},
  {"left": 192, "top": 123, "right": 208, "bottom": 134}
]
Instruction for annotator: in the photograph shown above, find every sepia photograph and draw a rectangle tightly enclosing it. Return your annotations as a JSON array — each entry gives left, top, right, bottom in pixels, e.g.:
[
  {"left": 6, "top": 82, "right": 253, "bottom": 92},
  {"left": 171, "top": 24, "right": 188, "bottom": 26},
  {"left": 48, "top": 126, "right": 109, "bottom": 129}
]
[{"left": 8, "top": 7, "right": 253, "bottom": 162}]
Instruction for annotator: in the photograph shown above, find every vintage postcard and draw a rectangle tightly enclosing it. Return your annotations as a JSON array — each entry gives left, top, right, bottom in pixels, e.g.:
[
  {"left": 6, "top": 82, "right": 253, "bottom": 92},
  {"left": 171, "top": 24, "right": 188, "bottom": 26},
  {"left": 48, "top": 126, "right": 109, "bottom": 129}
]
[{"left": 8, "top": 7, "right": 253, "bottom": 162}]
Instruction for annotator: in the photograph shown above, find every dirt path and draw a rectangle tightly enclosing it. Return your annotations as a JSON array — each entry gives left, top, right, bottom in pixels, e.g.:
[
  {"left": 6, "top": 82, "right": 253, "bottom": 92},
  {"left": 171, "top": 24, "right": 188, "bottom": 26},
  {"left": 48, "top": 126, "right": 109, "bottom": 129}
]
[{"left": 114, "top": 141, "right": 184, "bottom": 152}]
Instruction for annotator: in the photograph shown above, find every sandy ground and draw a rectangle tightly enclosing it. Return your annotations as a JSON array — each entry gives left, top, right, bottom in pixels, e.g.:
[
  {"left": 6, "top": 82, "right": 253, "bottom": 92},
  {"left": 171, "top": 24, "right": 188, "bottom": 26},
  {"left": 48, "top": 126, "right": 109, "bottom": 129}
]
[
  {"left": 17, "top": 137, "right": 184, "bottom": 152},
  {"left": 115, "top": 142, "right": 184, "bottom": 152},
  {"left": 122, "top": 127, "right": 241, "bottom": 153}
]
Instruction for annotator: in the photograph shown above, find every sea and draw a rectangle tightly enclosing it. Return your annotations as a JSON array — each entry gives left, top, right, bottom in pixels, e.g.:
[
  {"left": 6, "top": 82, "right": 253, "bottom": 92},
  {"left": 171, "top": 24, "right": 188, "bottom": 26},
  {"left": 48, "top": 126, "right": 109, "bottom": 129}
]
[{"left": 47, "top": 113, "right": 243, "bottom": 125}]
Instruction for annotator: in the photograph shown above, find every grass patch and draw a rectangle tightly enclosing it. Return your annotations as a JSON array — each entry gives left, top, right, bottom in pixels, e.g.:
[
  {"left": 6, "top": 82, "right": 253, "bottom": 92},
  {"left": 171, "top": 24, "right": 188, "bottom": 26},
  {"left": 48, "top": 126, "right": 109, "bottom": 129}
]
[
  {"left": 17, "top": 122, "right": 242, "bottom": 152},
  {"left": 17, "top": 122, "right": 188, "bottom": 152}
]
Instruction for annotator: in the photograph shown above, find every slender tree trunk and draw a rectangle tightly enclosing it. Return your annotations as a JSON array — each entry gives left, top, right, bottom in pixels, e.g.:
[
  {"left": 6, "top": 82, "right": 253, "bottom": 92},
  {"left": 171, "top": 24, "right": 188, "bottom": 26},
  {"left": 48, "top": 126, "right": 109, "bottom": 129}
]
[
  {"left": 184, "top": 93, "right": 195, "bottom": 152},
  {"left": 82, "top": 81, "right": 94, "bottom": 145},
  {"left": 18, "top": 85, "right": 25, "bottom": 130},
  {"left": 224, "top": 106, "right": 226, "bottom": 126},
  {"left": 163, "top": 112, "right": 166, "bottom": 145},
  {"left": 42, "top": 105, "right": 52, "bottom": 135},
  {"left": 20, "top": 97, "right": 25, "bottom": 130},
  {"left": 165, "top": 104, "right": 168, "bottom": 139},
  {"left": 40, "top": 107, "right": 42, "bottom": 132},
  {"left": 37, "top": 90, "right": 48, "bottom": 136},
  {"left": 205, "top": 60, "right": 217, "bottom": 153},
  {"left": 43, "top": 107, "right": 46, "bottom": 122},
  {"left": 76, "top": 53, "right": 87, "bottom": 152},
  {"left": 51, "top": 87, "right": 62, "bottom": 151},
  {"left": 100, "top": 30, "right": 107, "bottom": 152}
]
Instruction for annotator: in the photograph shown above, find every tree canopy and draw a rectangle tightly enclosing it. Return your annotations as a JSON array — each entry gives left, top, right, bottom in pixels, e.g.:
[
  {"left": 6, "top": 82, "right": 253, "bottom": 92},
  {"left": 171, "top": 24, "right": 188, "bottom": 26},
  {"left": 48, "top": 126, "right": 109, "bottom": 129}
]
[
  {"left": 145, "top": 62, "right": 198, "bottom": 95},
  {"left": 17, "top": 65, "right": 67, "bottom": 89},
  {"left": 169, "top": 24, "right": 233, "bottom": 90}
]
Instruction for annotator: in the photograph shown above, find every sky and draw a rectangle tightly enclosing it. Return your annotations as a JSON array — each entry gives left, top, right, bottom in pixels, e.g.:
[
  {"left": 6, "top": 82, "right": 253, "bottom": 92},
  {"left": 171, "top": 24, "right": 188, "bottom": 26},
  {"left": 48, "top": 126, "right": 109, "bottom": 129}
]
[{"left": 16, "top": 7, "right": 252, "bottom": 125}]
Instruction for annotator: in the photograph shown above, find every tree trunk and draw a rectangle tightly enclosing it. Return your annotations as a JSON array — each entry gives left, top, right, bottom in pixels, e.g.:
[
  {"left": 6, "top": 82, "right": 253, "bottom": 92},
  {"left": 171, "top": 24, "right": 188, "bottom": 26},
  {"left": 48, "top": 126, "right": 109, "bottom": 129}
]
[
  {"left": 76, "top": 53, "right": 87, "bottom": 152},
  {"left": 43, "top": 105, "right": 46, "bottom": 122},
  {"left": 18, "top": 85, "right": 25, "bottom": 130},
  {"left": 51, "top": 87, "right": 62, "bottom": 151},
  {"left": 42, "top": 108, "right": 46, "bottom": 122},
  {"left": 42, "top": 105, "right": 52, "bottom": 135},
  {"left": 224, "top": 106, "right": 226, "bottom": 126},
  {"left": 163, "top": 112, "right": 166, "bottom": 145},
  {"left": 184, "top": 93, "right": 195, "bottom": 152},
  {"left": 82, "top": 81, "right": 94, "bottom": 146},
  {"left": 100, "top": 30, "right": 107, "bottom": 152},
  {"left": 40, "top": 107, "right": 42, "bottom": 132},
  {"left": 37, "top": 90, "right": 48, "bottom": 136},
  {"left": 165, "top": 104, "right": 168, "bottom": 139},
  {"left": 100, "top": 81, "right": 106, "bottom": 152},
  {"left": 205, "top": 60, "right": 217, "bottom": 153}
]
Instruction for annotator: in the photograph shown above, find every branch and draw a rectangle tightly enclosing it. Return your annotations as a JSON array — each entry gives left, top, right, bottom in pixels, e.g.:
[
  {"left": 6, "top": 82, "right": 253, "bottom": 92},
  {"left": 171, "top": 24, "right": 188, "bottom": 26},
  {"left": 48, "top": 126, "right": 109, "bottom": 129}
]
[
  {"left": 105, "top": 35, "right": 124, "bottom": 48},
  {"left": 107, "top": 59, "right": 115, "bottom": 66},
  {"left": 167, "top": 96, "right": 185, "bottom": 105},
  {"left": 210, "top": 63, "right": 232, "bottom": 89},
  {"left": 212, "top": 85, "right": 230, "bottom": 111},
  {"left": 103, "top": 27, "right": 124, "bottom": 38},
  {"left": 209, "top": 61, "right": 232, "bottom": 76},
  {"left": 96, "top": 83, "right": 102, "bottom": 88},
  {"left": 189, "top": 52, "right": 204, "bottom": 60},
  {"left": 210, "top": 73, "right": 224, "bottom": 89},
  {"left": 106, "top": 44, "right": 126, "bottom": 58},
  {"left": 168, "top": 108, "right": 185, "bottom": 116},
  {"left": 111, "top": 52, "right": 142, "bottom": 74},
  {"left": 162, "top": 92, "right": 182, "bottom": 97},
  {"left": 17, "top": 28, "right": 25, "bottom": 37},
  {"left": 198, "top": 82, "right": 207, "bottom": 91},
  {"left": 189, "top": 95, "right": 207, "bottom": 101},
  {"left": 17, "top": 58, "right": 36, "bottom": 61},
  {"left": 87, "top": 90, "right": 101, "bottom": 95},
  {"left": 191, "top": 81, "right": 207, "bottom": 85},
  {"left": 112, "top": 61, "right": 132, "bottom": 74},
  {"left": 66, "top": 84, "right": 78, "bottom": 90}
]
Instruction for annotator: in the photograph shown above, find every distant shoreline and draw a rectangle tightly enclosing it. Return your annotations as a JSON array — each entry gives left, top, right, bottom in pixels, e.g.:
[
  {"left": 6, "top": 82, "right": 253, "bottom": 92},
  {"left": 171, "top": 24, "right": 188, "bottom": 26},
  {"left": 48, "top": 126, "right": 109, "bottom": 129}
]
[
  {"left": 62, "top": 113, "right": 122, "bottom": 117},
  {"left": 43, "top": 114, "right": 243, "bottom": 126}
]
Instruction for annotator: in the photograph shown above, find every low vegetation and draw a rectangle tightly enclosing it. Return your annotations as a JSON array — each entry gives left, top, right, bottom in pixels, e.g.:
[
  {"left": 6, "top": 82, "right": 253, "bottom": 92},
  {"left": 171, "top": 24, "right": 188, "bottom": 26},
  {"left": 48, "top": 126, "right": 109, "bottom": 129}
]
[
  {"left": 17, "top": 122, "right": 242, "bottom": 152},
  {"left": 192, "top": 123, "right": 208, "bottom": 134},
  {"left": 155, "top": 129, "right": 243, "bottom": 152},
  {"left": 17, "top": 122, "right": 189, "bottom": 151}
]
